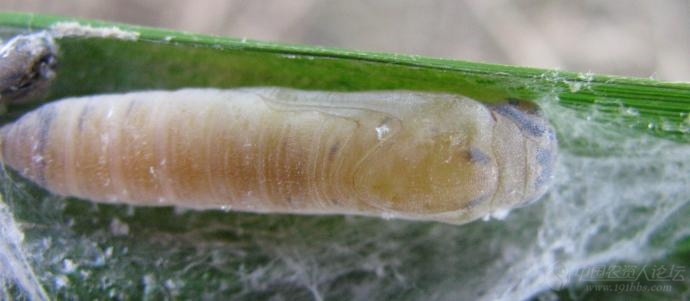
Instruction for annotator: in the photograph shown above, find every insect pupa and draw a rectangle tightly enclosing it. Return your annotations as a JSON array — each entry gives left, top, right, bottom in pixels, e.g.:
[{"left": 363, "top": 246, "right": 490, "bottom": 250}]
[{"left": 0, "top": 88, "right": 557, "bottom": 224}]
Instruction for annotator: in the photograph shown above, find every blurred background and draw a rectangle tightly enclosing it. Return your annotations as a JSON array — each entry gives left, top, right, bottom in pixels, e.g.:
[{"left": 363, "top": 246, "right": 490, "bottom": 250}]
[{"left": 1, "top": 0, "right": 688, "bottom": 82}]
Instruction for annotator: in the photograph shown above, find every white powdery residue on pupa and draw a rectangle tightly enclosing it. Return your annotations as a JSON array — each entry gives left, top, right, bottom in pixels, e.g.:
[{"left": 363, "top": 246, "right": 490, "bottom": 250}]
[
  {"left": 49, "top": 22, "right": 140, "bottom": 41},
  {"left": 375, "top": 124, "right": 390, "bottom": 140}
]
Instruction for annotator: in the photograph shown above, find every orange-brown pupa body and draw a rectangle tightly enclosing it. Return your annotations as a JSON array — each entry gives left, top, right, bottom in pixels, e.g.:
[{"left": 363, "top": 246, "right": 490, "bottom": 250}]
[{"left": 0, "top": 88, "right": 557, "bottom": 224}]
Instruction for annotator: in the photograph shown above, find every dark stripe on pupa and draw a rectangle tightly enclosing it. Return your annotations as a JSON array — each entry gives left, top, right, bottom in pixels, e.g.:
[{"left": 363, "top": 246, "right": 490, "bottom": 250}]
[
  {"left": 33, "top": 104, "right": 57, "bottom": 185},
  {"left": 491, "top": 103, "right": 548, "bottom": 137},
  {"left": 468, "top": 147, "right": 491, "bottom": 165},
  {"left": 534, "top": 147, "right": 553, "bottom": 188}
]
